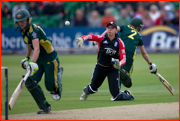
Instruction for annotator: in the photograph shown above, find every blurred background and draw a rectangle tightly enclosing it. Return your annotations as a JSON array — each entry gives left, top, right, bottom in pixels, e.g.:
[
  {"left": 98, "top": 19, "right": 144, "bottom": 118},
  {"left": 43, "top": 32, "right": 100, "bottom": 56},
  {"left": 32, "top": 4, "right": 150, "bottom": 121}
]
[{"left": 1, "top": 1, "right": 179, "bottom": 54}]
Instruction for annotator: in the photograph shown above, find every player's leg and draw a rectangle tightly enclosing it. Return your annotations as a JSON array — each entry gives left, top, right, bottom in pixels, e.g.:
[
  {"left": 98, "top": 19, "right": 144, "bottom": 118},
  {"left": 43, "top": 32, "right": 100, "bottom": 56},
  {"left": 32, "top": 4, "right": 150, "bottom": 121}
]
[
  {"left": 119, "top": 68, "right": 132, "bottom": 88},
  {"left": 25, "top": 62, "right": 51, "bottom": 114},
  {"left": 80, "top": 64, "right": 107, "bottom": 100},
  {"left": 107, "top": 68, "right": 134, "bottom": 101},
  {"left": 107, "top": 68, "right": 120, "bottom": 97},
  {"left": 120, "top": 61, "right": 133, "bottom": 88},
  {"left": 44, "top": 51, "right": 62, "bottom": 101}
]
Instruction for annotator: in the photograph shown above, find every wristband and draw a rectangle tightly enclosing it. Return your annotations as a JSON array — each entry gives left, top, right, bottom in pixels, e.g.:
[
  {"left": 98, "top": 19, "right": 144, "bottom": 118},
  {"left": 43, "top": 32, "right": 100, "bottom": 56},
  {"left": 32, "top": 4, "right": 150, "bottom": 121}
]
[
  {"left": 25, "top": 57, "right": 30, "bottom": 61},
  {"left": 29, "top": 62, "right": 34, "bottom": 64}
]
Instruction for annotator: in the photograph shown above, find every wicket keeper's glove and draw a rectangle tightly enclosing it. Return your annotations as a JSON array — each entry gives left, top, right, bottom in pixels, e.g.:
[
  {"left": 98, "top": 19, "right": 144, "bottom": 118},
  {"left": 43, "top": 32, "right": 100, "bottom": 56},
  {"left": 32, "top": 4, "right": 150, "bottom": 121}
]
[
  {"left": 29, "top": 62, "right": 38, "bottom": 75},
  {"left": 93, "top": 41, "right": 98, "bottom": 46},
  {"left": 111, "top": 58, "right": 121, "bottom": 69},
  {"left": 21, "top": 57, "right": 30, "bottom": 70},
  {"left": 149, "top": 63, "right": 157, "bottom": 74},
  {"left": 76, "top": 37, "right": 84, "bottom": 49}
]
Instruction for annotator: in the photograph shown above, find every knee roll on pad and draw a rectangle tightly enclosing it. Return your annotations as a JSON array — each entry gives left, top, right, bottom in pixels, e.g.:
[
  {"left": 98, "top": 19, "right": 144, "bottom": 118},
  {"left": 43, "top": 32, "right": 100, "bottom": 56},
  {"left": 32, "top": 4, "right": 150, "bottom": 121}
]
[
  {"left": 120, "top": 69, "right": 132, "bottom": 88},
  {"left": 84, "top": 84, "right": 98, "bottom": 95},
  {"left": 25, "top": 77, "right": 50, "bottom": 112}
]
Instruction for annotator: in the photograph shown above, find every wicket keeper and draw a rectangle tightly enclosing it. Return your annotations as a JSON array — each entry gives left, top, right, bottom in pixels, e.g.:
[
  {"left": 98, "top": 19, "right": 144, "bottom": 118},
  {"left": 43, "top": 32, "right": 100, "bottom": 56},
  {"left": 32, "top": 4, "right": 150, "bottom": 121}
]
[{"left": 76, "top": 22, "right": 134, "bottom": 101}]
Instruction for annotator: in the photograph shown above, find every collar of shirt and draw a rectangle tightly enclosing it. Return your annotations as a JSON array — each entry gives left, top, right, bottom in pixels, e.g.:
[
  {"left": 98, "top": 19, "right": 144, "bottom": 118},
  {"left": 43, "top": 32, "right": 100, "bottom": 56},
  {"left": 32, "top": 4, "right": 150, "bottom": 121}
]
[{"left": 105, "top": 33, "right": 119, "bottom": 41}]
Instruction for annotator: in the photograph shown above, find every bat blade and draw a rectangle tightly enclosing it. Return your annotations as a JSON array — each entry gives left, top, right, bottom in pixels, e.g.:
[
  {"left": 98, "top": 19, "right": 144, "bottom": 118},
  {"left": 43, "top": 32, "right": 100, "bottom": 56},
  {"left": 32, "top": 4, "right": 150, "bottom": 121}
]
[
  {"left": 9, "top": 69, "right": 30, "bottom": 110},
  {"left": 156, "top": 73, "right": 174, "bottom": 95},
  {"left": 9, "top": 79, "right": 25, "bottom": 110}
]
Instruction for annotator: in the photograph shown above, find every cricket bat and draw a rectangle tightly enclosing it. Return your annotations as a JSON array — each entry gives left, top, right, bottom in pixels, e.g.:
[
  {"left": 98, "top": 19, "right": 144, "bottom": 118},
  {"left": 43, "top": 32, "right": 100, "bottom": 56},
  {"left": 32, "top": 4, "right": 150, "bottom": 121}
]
[
  {"left": 156, "top": 72, "right": 174, "bottom": 95},
  {"left": 9, "top": 68, "right": 31, "bottom": 110}
]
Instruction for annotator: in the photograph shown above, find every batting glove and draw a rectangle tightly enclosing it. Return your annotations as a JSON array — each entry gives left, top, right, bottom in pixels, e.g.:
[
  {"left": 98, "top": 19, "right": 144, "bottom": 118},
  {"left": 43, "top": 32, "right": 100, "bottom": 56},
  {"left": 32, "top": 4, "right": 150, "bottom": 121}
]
[
  {"left": 149, "top": 63, "right": 157, "bottom": 74},
  {"left": 76, "top": 37, "right": 84, "bottom": 49},
  {"left": 111, "top": 58, "right": 121, "bottom": 69},
  {"left": 29, "top": 62, "right": 38, "bottom": 75},
  {"left": 21, "top": 57, "right": 30, "bottom": 70}
]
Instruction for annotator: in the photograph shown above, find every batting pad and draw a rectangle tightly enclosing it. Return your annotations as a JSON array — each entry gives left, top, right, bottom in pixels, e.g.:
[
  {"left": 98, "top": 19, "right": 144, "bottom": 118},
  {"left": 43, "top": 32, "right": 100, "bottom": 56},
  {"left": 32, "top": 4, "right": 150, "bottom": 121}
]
[
  {"left": 25, "top": 77, "right": 50, "bottom": 112},
  {"left": 120, "top": 69, "right": 132, "bottom": 88}
]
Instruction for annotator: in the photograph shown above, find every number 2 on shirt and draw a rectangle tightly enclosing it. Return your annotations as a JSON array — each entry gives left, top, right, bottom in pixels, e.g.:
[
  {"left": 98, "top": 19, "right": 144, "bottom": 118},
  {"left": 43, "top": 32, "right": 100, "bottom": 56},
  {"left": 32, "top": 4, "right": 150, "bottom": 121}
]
[{"left": 128, "top": 30, "right": 137, "bottom": 40}]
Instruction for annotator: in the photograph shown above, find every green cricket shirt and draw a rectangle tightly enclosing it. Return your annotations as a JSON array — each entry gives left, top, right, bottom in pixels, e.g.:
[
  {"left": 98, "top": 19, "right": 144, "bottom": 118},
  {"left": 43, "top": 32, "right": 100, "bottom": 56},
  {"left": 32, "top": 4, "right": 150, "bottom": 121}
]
[
  {"left": 21, "top": 24, "right": 52, "bottom": 55},
  {"left": 119, "top": 25, "right": 144, "bottom": 59}
]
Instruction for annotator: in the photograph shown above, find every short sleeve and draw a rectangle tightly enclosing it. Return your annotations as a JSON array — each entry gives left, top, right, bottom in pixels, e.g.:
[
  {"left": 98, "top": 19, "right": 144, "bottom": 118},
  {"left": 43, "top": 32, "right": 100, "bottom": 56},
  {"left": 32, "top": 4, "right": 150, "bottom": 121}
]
[
  {"left": 138, "top": 36, "right": 144, "bottom": 46},
  {"left": 29, "top": 30, "right": 39, "bottom": 40},
  {"left": 119, "top": 25, "right": 125, "bottom": 32}
]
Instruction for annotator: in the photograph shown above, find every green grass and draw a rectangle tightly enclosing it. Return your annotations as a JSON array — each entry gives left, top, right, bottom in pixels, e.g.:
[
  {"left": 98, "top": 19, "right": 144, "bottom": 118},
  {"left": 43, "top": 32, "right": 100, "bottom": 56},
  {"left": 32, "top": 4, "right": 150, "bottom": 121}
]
[
  {"left": 158, "top": 118, "right": 179, "bottom": 120},
  {"left": 1, "top": 53, "right": 179, "bottom": 115}
]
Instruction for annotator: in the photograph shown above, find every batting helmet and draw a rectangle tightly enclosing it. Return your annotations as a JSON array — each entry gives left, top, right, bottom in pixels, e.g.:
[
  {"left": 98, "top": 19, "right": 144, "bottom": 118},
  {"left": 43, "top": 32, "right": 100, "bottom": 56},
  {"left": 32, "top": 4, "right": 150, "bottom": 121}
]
[
  {"left": 14, "top": 9, "right": 31, "bottom": 31},
  {"left": 14, "top": 9, "right": 31, "bottom": 22},
  {"left": 130, "top": 18, "right": 144, "bottom": 31}
]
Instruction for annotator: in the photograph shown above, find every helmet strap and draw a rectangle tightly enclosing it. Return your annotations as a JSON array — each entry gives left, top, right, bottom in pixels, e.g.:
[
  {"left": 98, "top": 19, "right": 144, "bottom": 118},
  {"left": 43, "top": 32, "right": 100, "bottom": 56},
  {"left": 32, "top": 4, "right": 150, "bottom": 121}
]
[
  {"left": 15, "top": 22, "right": 21, "bottom": 31},
  {"left": 16, "top": 19, "right": 31, "bottom": 32}
]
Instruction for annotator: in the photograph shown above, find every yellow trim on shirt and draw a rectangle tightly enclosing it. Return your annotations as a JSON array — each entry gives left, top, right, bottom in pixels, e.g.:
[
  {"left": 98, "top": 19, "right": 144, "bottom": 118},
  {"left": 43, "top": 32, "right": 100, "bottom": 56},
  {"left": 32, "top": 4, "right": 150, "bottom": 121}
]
[
  {"left": 39, "top": 39, "right": 52, "bottom": 53},
  {"left": 129, "top": 47, "right": 137, "bottom": 76},
  {"left": 24, "top": 36, "right": 28, "bottom": 44},
  {"left": 29, "top": 24, "right": 33, "bottom": 33}
]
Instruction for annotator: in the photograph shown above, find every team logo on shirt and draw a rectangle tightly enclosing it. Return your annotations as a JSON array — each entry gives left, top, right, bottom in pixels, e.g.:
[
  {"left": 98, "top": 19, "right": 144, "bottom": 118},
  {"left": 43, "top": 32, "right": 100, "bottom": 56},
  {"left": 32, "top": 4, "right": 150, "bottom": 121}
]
[
  {"left": 114, "top": 42, "right": 118, "bottom": 47},
  {"left": 121, "top": 49, "right": 125, "bottom": 53},
  {"left": 104, "top": 48, "right": 116, "bottom": 55},
  {"left": 103, "top": 40, "right": 108, "bottom": 44},
  {"left": 32, "top": 32, "right": 37, "bottom": 38}
]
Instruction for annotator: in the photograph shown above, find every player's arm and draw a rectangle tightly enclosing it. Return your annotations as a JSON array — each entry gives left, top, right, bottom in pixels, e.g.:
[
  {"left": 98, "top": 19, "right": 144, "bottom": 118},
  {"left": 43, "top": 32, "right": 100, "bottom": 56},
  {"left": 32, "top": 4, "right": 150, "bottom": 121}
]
[
  {"left": 139, "top": 45, "right": 157, "bottom": 74},
  {"left": 21, "top": 45, "right": 32, "bottom": 70},
  {"left": 82, "top": 34, "right": 104, "bottom": 42},
  {"left": 111, "top": 39, "right": 126, "bottom": 69},
  {"left": 26, "top": 44, "right": 32, "bottom": 58},
  {"left": 76, "top": 34, "right": 103, "bottom": 49},
  {"left": 21, "top": 39, "right": 39, "bottom": 74},
  {"left": 31, "top": 38, "right": 40, "bottom": 62},
  {"left": 118, "top": 39, "right": 126, "bottom": 66},
  {"left": 25, "top": 38, "right": 40, "bottom": 75},
  {"left": 101, "top": 26, "right": 121, "bottom": 37},
  {"left": 139, "top": 45, "right": 151, "bottom": 64}
]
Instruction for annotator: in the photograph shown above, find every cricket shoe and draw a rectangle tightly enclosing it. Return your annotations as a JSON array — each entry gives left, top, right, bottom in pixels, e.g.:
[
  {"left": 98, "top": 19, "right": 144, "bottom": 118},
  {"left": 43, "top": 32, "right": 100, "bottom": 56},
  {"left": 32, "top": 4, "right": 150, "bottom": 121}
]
[
  {"left": 51, "top": 92, "right": 61, "bottom": 100},
  {"left": 124, "top": 90, "right": 134, "bottom": 100},
  {"left": 80, "top": 92, "right": 89, "bottom": 101},
  {"left": 124, "top": 90, "right": 132, "bottom": 95},
  {"left": 37, "top": 106, "right": 52, "bottom": 114}
]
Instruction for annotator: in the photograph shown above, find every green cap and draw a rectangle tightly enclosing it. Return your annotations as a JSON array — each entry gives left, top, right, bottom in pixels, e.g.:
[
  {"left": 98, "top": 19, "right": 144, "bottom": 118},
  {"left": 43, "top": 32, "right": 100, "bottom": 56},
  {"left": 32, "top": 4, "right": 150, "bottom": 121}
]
[{"left": 130, "top": 18, "right": 143, "bottom": 27}]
